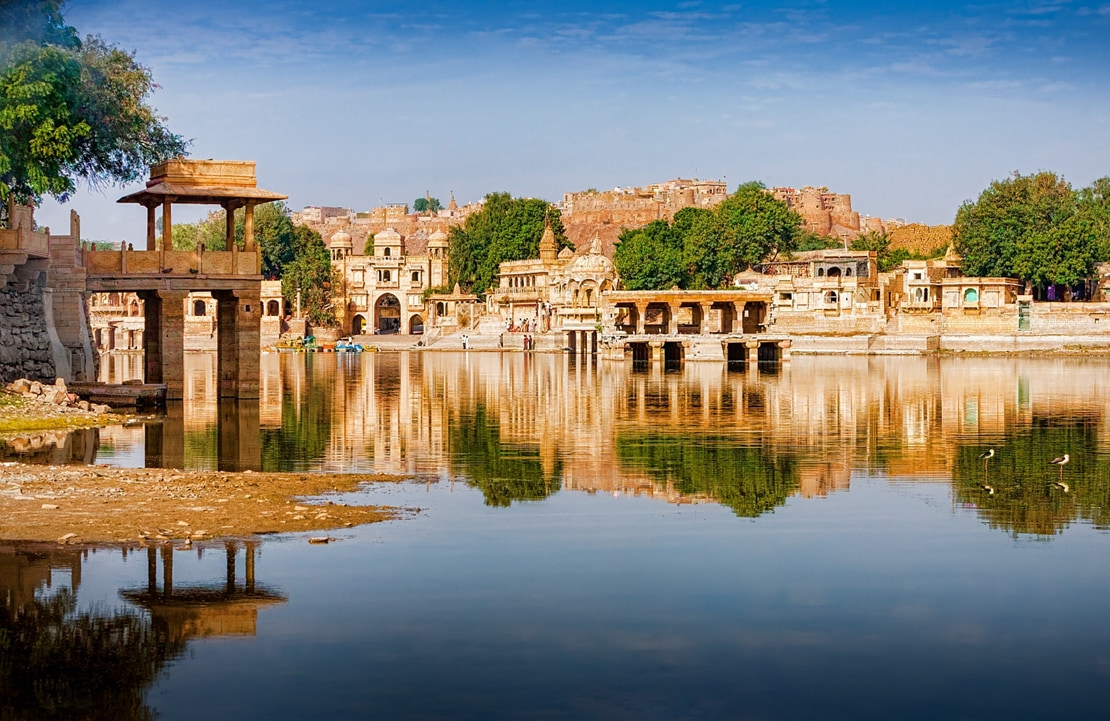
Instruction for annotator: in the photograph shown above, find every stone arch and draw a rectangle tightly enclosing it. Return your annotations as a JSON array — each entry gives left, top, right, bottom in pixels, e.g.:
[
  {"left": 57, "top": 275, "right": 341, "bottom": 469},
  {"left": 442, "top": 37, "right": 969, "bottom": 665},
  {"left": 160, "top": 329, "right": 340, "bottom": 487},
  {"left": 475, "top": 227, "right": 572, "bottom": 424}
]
[
  {"left": 964, "top": 288, "right": 979, "bottom": 304},
  {"left": 352, "top": 314, "right": 366, "bottom": 335},
  {"left": 267, "top": 299, "right": 281, "bottom": 316},
  {"left": 409, "top": 314, "right": 424, "bottom": 335},
  {"left": 436, "top": 301, "right": 446, "bottom": 317},
  {"left": 580, "top": 280, "right": 599, "bottom": 308},
  {"left": 129, "top": 299, "right": 140, "bottom": 316},
  {"left": 825, "top": 290, "right": 838, "bottom": 305},
  {"left": 375, "top": 293, "right": 402, "bottom": 334},
  {"left": 827, "top": 267, "right": 842, "bottom": 278},
  {"left": 193, "top": 299, "right": 207, "bottom": 316}
]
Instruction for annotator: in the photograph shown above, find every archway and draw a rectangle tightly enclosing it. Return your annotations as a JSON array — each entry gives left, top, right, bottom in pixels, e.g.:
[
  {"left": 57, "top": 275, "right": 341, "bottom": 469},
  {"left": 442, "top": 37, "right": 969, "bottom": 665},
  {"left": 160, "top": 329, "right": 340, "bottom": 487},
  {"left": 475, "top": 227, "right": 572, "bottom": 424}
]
[
  {"left": 409, "top": 314, "right": 424, "bottom": 335},
  {"left": 193, "top": 299, "right": 207, "bottom": 316},
  {"left": 827, "top": 267, "right": 842, "bottom": 278},
  {"left": 375, "top": 294, "right": 402, "bottom": 334},
  {"left": 352, "top": 314, "right": 366, "bottom": 335},
  {"left": 266, "top": 299, "right": 281, "bottom": 316}
]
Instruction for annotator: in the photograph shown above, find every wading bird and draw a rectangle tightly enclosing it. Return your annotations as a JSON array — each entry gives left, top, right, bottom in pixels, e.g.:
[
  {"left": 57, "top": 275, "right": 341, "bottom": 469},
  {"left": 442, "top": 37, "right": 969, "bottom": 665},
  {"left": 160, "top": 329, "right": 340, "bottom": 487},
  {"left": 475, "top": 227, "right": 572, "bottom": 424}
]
[
  {"left": 981, "top": 484, "right": 996, "bottom": 495},
  {"left": 1050, "top": 454, "right": 1070, "bottom": 467},
  {"left": 978, "top": 449, "right": 995, "bottom": 460}
]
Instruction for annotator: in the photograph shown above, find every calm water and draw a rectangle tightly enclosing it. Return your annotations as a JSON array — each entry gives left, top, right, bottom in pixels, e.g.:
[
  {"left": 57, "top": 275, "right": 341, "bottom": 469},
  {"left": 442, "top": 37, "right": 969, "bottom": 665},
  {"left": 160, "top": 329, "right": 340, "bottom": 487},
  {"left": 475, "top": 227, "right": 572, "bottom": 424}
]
[{"left": 4, "top": 353, "right": 1110, "bottom": 720}]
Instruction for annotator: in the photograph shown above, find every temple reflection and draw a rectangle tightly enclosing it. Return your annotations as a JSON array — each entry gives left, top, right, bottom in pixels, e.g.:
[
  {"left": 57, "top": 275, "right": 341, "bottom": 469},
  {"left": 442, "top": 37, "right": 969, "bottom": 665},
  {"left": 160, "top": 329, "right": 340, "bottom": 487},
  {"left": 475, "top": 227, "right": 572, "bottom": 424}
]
[{"left": 30, "top": 352, "right": 1110, "bottom": 533}]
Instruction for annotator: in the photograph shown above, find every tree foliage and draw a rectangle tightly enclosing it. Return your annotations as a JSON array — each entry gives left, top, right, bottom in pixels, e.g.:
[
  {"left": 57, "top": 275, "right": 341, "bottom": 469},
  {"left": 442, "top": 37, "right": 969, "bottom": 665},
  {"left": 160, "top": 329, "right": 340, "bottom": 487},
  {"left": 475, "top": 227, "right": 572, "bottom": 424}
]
[
  {"left": 281, "top": 223, "right": 334, "bottom": 326},
  {"left": 953, "top": 171, "right": 1101, "bottom": 287},
  {"left": 413, "top": 196, "right": 441, "bottom": 214},
  {"left": 447, "top": 192, "right": 570, "bottom": 296},
  {"left": 0, "top": 0, "right": 187, "bottom": 204},
  {"left": 613, "top": 181, "right": 802, "bottom": 290}
]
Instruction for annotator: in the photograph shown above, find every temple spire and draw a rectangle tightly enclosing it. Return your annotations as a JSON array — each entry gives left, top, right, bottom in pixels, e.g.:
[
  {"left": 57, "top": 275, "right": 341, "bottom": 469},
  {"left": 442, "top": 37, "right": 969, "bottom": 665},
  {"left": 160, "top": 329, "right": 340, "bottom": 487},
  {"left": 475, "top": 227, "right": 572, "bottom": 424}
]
[{"left": 539, "top": 214, "right": 556, "bottom": 263}]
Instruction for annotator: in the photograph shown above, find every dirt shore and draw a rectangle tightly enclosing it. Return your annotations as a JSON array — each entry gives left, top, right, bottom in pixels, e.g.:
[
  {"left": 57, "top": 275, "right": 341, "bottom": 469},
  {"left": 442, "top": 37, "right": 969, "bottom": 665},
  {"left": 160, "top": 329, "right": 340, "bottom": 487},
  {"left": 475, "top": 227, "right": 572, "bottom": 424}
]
[{"left": 0, "top": 463, "right": 412, "bottom": 543}]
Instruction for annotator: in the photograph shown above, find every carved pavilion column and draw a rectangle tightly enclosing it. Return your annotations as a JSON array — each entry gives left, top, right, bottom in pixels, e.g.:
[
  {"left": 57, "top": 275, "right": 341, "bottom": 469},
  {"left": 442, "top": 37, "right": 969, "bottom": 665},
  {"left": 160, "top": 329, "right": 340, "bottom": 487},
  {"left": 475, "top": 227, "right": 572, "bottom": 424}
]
[
  {"left": 161, "top": 196, "right": 174, "bottom": 250},
  {"left": 699, "top": 302, "right": 713, "bottom": 334},
  {"left": 668, "top": 302, "right": 680, "bottom": 335},
  {"left": 635, "top": 302, "right": 647, "bottom": 334},
  {"left": 157, "top": 289, "right": 188, "bottom": 400},
  {"left": 733, "top": 301, "right": 747, "bottom": 334},
  {"left": 146, "top": 204, "right": 157, "bottom": 250}
]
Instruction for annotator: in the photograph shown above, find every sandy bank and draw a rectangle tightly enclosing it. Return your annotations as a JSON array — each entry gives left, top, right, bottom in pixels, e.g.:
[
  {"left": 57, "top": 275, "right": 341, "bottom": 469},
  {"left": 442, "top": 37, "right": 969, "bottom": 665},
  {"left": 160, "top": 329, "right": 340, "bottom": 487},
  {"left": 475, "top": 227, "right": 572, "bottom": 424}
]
[{"left": 0, "top": 463, "right": 411, "bottom": 543}]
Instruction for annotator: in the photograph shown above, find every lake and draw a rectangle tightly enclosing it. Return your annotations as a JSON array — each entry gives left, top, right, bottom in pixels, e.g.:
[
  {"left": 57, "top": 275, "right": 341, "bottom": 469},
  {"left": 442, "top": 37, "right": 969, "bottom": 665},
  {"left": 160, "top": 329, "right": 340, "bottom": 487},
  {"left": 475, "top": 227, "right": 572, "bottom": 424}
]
[{"left": 3, "top": 352, "right": 1110, "bottom": 720}]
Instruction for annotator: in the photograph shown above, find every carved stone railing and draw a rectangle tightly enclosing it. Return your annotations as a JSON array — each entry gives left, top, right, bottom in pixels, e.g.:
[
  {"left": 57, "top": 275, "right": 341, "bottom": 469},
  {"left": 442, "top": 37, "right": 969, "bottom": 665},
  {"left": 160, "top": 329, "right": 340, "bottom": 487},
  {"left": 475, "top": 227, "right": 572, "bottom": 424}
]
[
  {"left": 0, "top": 227, "right": 50, "bottom": 258},
  {"left": 84, "top": 248, "right": 261, "bottom": 277}
]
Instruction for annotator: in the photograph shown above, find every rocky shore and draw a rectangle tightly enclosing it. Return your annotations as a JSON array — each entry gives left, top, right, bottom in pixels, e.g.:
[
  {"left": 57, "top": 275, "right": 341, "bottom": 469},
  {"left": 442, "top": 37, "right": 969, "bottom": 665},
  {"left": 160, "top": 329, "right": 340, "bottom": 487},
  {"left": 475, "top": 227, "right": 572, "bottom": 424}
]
[
  {"left": 1, "top": 377, "right": 122, "bottom": 434},
  {"left": 0, "top": 463, "right": 410, "bottom": 543}
]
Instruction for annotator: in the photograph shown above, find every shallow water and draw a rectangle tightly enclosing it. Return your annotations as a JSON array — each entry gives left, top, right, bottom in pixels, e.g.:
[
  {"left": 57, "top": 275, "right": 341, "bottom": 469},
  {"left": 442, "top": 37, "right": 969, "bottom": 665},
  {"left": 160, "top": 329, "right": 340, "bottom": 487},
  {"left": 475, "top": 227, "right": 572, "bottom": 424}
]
[{"left": 4, "top": 353, "right": 1110, "bottom": 719}]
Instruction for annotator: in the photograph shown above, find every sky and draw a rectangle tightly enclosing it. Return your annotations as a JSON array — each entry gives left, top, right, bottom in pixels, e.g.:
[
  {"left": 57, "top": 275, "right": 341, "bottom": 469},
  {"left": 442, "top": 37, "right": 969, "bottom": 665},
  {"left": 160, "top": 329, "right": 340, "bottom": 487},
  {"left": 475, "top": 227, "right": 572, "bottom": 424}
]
[{"left": 33, "top": 0, "right": 1110, "bottom": 242}]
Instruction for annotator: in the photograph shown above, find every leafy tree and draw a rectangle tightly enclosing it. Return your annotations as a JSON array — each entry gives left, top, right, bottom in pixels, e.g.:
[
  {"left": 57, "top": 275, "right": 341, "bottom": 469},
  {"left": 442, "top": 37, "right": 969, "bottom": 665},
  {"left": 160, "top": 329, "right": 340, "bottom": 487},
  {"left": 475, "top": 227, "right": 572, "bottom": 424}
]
[
  {"left": 413, "top": 196, "right": 441, "bottom": 214},
  {"left": 1013, "top": 215, "right": 1097, "bottom": 289},
  {"left": 1077, "top": 177, "right": 1110, "bottom": 260},
  {"left": 612, "top": 182, "right": 802, "bottom": 290},
  {"left": 850, "top": 230, "right": 911, "bottom": 272},
  {"left": 0, "top": 1, "right": 187, "bottom": 204},
  {"left": 447, "top": 192, "right": 569, "bottom": 295},
  {"left": 281, "top": 224, "right": 334, "bottom": 325},
  {"left": 613, "top": 219, "right": 687, "bottom": 290},
  {"left": 714, "top": 180, "right": 802, "bottom": 271},
  {"left": 952, "top": 171, "right": 1083, "bottom": 282},
  {"left": 794, "top": 229, "right": 842, "bottom": 253}
]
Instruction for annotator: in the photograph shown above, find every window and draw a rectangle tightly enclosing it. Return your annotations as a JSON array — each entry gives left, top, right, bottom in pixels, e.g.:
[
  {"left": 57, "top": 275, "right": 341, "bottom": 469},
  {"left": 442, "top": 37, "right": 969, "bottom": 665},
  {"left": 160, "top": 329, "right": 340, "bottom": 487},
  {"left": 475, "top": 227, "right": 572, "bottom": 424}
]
[
  {"left": 411, "top": 271, "right": 421, "bottom": 283},
  {"left": 193, "top": 300, "right": 207, "bottom": 316},
  {"left": 817, "top": 268, "right": 825, "bottom": 277},
  {"left": 825, "top": 291, "right": 838, "bottom": 305},
  {"left": 383, "top": 247, "right": 391, "bottom": 257},
  {"left": 964, "top": 288, "right": 979, "bottom": 304}
]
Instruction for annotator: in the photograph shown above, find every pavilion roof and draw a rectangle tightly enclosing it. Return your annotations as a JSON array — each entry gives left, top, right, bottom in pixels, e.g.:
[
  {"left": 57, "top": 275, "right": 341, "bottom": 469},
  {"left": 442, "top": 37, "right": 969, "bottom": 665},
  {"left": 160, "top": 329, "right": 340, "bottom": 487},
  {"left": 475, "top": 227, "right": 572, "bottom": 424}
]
[{"left": 116, "top": 159, "right": 287, "bottom": 206}]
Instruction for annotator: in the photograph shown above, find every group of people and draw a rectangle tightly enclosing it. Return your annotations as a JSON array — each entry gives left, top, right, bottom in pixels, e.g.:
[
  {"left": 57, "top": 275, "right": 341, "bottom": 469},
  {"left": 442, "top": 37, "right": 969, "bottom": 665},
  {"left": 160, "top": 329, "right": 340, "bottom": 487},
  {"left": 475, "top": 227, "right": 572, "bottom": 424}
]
[{"left": 507, "top": 318, "right": 538, "bottom": 333}]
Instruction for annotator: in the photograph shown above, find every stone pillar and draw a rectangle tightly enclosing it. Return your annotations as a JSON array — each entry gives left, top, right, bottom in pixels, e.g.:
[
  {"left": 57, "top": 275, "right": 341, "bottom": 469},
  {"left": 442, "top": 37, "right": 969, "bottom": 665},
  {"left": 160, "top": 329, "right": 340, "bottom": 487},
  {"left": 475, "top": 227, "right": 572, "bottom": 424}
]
[
  {"left": 650, "top": 339, "right": 664, "bottom": 365},
  {"left": 161, "top": 198, "right": 172, "bottom": 251},
  {"left": 145, "top": 401, "right": 185, "bottom": 469},
  {"left": 668, "top": 303, "right": 680, "bottom": 335},
  {"left": 225, "top": 203, "right": 236, "bottom": 249},
  {"left": 244, "top": 203, "right": 256, "bottom": 251},
  {"left": 635, "top": 303, "right": 647, "bottom": 334},
  {"left": 733, "top": 302, "right": 746, "bottom": 334},
  {"left": 158, "top": 290, "right": 188, "bottom": 400},
  {"left": 746, "top": 339, "right": 760, "bottom": 365},
  {"left": 146, "top": 205, "right": 157, "bottom": 251},
  {"left": 778, "top": 339, "right": 792, "bottom": 362},
  {"left": 138, "top": 290, "right": 162, "bottom": 384},
  {"left": 216, "top": 287, "right": 262, "bottom": 399},
  {"left": 699, "top": 303, "right": 713, "bottom": 334}
]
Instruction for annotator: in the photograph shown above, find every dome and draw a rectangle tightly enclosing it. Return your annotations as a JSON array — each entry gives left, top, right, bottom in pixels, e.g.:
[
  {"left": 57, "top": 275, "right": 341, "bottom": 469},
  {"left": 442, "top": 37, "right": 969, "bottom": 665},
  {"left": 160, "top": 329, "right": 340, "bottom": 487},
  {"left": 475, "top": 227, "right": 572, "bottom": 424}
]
[
  {"left": 569, "top": 250, "right": 615, "bottom": 275},
  {"left": 375, "top": 227, "right": 402, "bottom": 243},
  {"left": 428, "top": 228, "right": 449, "bottom": 245},
  {"left": 557, "top": 246, "right": 575, "bottom": 260},
  {"left": 329, "top": 229, "right": 352, "bottom": 248}
]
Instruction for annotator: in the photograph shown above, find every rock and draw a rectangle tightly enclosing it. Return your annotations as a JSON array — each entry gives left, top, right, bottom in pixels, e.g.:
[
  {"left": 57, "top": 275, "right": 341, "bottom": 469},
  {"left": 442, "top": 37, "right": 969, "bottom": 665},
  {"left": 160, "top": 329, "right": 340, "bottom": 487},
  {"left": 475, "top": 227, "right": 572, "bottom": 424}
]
[
  {"left": 58, "top": 533, "right": 78, "bottom": 544},
  {"left": 41, "top": 503, "right": 58, "bottom": 510},
  {"left": 7, "top": 379, "right": 30, "bottom": 394},
  {"left": 49, "top": 389, "right": 68, "bottom": 405},
  {"left": 54, "top": 378, "right": 66, "bottom": 394},
  {"left": 29, "top": 381, "right": 42, "bottom": 395},
  {"left": 293, "top": 505, "right": 309, "bottom": 511},
  {"left": 308, "top": 536, "right": 331, "bottom": 544},
  {"left": 77, "top": 400, "right": 89, "bottom": 411}
]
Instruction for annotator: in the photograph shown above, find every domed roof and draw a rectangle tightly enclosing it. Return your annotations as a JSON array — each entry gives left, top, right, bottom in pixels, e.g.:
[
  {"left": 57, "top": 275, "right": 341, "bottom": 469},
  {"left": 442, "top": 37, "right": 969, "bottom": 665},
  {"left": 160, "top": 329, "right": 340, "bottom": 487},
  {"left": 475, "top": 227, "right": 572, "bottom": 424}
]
[
  {"left": 557, "top": 246, "right": 575, "bottom": 260},
  {"left": 375, "top": 227, "right": 401, "bottom": 243},
  {"left": 428, "top": 228, "right": 449, "bottom": 245},
  {"left": 569, "top": 235, "right": 615, "bottom": 275},
  {"left": 329, "top": 229, "right": 352, "bottom": 248}
]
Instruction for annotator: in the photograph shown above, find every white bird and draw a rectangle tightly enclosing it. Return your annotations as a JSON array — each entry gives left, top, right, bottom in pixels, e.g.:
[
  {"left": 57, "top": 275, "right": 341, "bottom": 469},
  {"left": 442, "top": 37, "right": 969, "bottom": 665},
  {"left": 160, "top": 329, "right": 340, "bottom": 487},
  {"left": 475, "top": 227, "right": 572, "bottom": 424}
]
[
  {"left": 981, "top": 484, "right": 996, "bottom": 495},
  {"left": 978, "top": 449, "right": 995, "bottom": 460},
  {"left": 1050, "top": 454, "right": 1070, "bottom": 466}
]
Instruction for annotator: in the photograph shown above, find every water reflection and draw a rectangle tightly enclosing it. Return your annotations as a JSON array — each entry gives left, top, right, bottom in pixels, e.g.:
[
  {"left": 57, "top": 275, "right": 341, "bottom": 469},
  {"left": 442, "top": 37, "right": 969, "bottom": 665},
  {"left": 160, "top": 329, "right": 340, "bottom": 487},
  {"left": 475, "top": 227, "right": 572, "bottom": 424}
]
[
  {"left": 0, "top": 540, "right": 286, "bottom": 720},
  {"left": 38, "top": 353, "right": 1110, "bottom": 535},
  {"left": 0, "top": 545, "right": 183, "bottom": 721}
]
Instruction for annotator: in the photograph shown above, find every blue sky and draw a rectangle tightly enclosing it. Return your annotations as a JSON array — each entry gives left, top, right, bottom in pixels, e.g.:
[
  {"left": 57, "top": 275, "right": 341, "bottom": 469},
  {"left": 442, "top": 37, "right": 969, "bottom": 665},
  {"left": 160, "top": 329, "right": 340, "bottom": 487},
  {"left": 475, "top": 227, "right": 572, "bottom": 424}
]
[{"left": 37, "top": 0, "right": 1110, "bottom": 241}]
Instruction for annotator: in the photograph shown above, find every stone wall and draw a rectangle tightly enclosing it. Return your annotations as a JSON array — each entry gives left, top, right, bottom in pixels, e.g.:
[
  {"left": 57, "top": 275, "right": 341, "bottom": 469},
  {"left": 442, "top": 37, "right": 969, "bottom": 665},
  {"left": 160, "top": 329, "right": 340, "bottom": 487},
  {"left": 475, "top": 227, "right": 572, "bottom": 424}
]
[{"left": 0, "top": 261, "right": 55, "bottom": 384}]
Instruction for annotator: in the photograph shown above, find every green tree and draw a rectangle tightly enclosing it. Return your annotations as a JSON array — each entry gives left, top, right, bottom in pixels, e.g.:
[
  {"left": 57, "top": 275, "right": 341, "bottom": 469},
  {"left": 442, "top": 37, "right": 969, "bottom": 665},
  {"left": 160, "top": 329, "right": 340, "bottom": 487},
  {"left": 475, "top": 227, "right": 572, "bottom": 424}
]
[
  {"left": 447, "top": 192, "right": 569, "bottom": 295},
  {"left": 413, "top": 196, "right": 441, "bottom": 214},
  {"left": 850, "top": 230, "right": 909, "bottom": 272},
  {"left": 613, "top": 219, "right": 687, "bottom": 290},
  {"left": 1013, "top": 215, "right": 1097, "bottom": 289},
  {"left": 281, "top": 224, "right": 334, "bottom": 326},
  {"left": 952, "top": 171, "right": 1079, "bottom": 281},
  {"left": 714, "top": 180, "right": 801, "bottom": 272},
  {"left": 0, "top": 1, "right": 187, "bottom": 204},
  {"left": 1077, "top": 177, "right": 1110, "bottom": 260}
]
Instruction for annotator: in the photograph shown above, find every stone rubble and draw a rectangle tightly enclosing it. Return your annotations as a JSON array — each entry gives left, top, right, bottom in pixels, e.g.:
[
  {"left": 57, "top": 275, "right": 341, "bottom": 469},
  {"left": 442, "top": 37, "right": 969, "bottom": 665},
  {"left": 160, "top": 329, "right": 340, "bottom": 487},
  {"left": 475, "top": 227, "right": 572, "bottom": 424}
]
[{"left": 3, "top": 377, "right": 113, "bottom": 416}]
